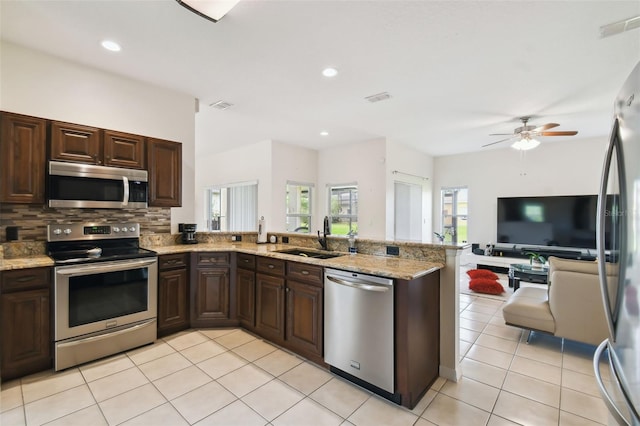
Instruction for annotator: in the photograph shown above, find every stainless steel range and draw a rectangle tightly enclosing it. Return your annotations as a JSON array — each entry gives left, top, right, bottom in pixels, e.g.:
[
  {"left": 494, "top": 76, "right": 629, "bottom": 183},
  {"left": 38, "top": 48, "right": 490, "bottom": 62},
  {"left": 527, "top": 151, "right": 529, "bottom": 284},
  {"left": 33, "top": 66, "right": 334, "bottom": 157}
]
[{"left": 47, "top": 222, "right": 158, "bottom": 371}]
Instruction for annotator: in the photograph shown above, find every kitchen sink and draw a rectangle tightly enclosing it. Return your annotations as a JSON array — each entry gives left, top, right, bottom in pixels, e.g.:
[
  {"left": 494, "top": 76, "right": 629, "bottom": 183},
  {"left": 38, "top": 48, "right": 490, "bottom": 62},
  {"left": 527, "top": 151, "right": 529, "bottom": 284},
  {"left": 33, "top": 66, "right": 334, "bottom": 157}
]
[{"left": 275, "top": 248, "right": 344, "bottom": 259}]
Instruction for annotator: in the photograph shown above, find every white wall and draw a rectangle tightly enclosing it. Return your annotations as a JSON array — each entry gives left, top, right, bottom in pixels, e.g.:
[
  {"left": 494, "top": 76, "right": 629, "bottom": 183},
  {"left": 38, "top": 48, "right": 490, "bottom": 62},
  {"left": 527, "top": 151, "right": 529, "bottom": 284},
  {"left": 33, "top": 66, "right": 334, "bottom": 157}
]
[
  {"left": 432, "top": 137, "right": 608, "bottom": 247},
  {"left": 317, "top": 138, "right": 387, "bottom": 239},
  {"left": 194, "top": 140, "right": 272, "bottom": 231},
  {"left": 271, "top": 142, "right": 318, "bottom": 232},
  {"left": 0, "top": 41, "right": 196, "bottom": 232},
  {"left": 385, "top": 141, "right": 434, "bottom": 241}
]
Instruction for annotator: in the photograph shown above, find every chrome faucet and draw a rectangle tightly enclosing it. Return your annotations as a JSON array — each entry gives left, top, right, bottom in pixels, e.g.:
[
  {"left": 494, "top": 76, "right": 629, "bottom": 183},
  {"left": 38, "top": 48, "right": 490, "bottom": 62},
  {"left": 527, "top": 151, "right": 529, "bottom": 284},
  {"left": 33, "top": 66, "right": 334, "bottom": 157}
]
[{"left": 317, "top": 216, "right": 330, "bottom": 250}]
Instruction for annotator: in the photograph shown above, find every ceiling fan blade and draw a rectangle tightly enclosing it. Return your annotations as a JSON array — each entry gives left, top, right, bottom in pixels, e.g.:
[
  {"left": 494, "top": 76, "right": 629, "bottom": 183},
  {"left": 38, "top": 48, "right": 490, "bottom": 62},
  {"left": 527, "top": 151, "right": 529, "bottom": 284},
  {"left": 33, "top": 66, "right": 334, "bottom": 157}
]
[
  {"left": 489, "top": 133, "right": 515, "bottom": 136},
  {"left": 539, "top": 131, "right": 578, "bottom": 136},
  {"left": 532, "top": 123, "right": 560, "bottom": 132},
  {"left": 482, "top": 136, "right": 514, "bottom": 147}
]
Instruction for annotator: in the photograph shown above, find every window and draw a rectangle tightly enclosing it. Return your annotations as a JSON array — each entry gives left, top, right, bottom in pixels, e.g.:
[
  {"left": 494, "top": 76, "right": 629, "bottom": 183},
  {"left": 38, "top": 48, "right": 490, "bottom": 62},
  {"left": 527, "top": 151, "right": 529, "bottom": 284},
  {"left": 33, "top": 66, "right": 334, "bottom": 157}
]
[
  {"left": 441, "top": 187, "right": 468, "bottom": 243},
  {"left": 206, "top": 181, "right": 258, "bottom": 231},
  {"left": 328, "top": 184, "right": 358, "bottom": 235},
  {"left": 286, "top": 182, "right": 313, "bottom": 233}
]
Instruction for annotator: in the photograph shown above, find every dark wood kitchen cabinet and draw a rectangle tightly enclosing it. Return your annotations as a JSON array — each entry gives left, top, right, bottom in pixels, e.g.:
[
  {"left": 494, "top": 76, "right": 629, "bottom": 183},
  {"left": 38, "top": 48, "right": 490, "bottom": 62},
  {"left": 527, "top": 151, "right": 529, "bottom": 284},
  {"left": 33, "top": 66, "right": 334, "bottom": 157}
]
[
  {"left": 285, "top": 262, "right": 323, "bottom": 362},
  {"left": 103, "top": 130, "right": 145, "bottom": 169},
  {"left": 147, "top": 138, "right": 182, "bottom": 207},
  {"left": 254, "top": 257, "right": 323, "bottom": 364},
  {"left": 157, "top": 253, "right": 190, "bottom": 337},
  {"left": 0, "top": 267, "right": 52, "bottom": 381},
  {"left": 255, "top": 258, "right": 286, "bottom": 342},
  {"left": 50, "top": 121, "right": 101, "bottom": 164},
  {"left": 191, "top": 252, "right": 233, "bottom": 327},
  {"left": 236, "top": 253, "right": 256, "bottom": 329},
  {"left": 50, "top": 122, "right": 145, "bottom": 169},
  {"left": 0, "top": 112, "right": 47, "bottom": 204}
]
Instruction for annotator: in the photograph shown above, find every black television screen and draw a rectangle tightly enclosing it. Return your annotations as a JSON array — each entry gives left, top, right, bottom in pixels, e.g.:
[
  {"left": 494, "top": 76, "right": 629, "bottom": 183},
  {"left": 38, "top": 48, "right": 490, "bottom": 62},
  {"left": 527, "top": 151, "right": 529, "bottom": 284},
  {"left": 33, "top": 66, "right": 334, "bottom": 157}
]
[{"left": 497, "top": 195, "right": 600, "bottom": 249}]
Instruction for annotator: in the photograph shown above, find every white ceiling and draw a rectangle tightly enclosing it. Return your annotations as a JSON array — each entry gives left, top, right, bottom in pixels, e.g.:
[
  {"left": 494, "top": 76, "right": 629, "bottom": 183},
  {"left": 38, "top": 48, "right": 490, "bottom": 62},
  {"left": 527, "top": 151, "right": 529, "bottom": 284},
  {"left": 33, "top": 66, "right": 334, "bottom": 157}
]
[{"left": 1, "top": 0, "right": 639, "bottom": 157}]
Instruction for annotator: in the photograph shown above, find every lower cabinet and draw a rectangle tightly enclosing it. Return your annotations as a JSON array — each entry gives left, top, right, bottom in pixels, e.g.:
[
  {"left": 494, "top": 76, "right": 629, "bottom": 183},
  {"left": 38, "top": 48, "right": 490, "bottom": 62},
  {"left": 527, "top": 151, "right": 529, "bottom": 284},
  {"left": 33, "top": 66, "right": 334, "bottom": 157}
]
[
  {"left": 1, "top": 267, "right": 52, "bottom": 381},
  {"left": 236, "top": 254, "right": 256, "bottom": 329},
  {"left": 254, "top": 257, "right": 324, "bottom": 364},
  {"left": 191, "top": 252, "right": 234, "bottom": 327},
  {"left": 157, "top": 253, "right": 190, "bottom": 337}
]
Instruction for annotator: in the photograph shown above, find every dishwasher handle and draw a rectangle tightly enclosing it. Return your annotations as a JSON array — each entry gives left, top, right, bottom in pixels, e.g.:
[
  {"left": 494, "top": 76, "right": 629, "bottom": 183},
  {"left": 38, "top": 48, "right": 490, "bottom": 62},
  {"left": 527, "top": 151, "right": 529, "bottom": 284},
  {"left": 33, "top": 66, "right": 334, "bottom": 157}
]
[{"left": 326, "top": 275, "right": 390, "bottom": 292}]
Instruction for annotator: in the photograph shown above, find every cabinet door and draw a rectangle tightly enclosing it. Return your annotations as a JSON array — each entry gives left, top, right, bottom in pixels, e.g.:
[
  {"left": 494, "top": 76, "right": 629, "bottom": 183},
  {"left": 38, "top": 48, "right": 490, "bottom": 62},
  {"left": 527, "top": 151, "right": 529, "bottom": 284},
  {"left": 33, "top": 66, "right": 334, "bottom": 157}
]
[
  {"left": 147, "top": 138, "right": 182, "bottom": 207},
  {"left": 1, "top": 288, "right": 51, "bottom": 380},
  {"left": 286, "top": 280, "right": 323, "bottom": 357},
  {"left": 104, "top": 130, "right": 145, "bottom": 169},
  {"left": 158, "top": 268, "right": 189, "bottom": 336},
  {"left": 50, "top": 121, "right": 101, "bottom": 164},
  {"left": 236, "top": 268, "right": 255, "bottom": 329},
  {"left": 0, "top": 112, "right": 46, "bottom": 203},
  {"left": 255, "top": 273, "right": 285, "bottom": 342},
  {"left": 192, "top": 267, "right": 230, "bottom": 323}
]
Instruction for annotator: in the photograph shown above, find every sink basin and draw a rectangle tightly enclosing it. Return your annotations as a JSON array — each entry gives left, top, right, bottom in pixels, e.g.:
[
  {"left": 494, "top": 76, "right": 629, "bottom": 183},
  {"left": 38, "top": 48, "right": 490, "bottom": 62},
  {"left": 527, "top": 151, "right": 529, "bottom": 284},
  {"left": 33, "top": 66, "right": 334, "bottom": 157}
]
[{"left": 275, "top": 248, "right": 344, "bottom": 259}]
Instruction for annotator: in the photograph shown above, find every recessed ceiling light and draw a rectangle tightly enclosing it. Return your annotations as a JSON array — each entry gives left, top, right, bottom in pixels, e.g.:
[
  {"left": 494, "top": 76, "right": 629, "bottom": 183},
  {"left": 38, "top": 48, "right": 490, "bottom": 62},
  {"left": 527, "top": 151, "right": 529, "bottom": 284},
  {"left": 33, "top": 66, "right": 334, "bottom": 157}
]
[
  {"left": 322, "top": 67, "right": 338, "bottom": 78},
  {"left": 320, "top": 131, "right": 329, "bottom": 136},
  {"left": 101, "top": 40, "right": 121, "bottom": 52}
]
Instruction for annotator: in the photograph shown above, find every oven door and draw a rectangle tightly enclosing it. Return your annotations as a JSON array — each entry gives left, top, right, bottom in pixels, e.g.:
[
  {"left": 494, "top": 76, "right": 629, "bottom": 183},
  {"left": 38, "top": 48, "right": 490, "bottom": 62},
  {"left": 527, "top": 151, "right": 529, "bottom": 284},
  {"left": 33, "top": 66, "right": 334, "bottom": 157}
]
[{"left": 54, "top": 257, "right": 158, "bottom": 341}]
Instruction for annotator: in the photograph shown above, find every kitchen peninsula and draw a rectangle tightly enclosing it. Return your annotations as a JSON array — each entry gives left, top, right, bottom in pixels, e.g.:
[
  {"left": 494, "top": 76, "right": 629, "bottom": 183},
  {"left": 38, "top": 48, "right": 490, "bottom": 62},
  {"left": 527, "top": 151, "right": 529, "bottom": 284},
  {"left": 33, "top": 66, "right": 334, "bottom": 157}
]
[{"left": 0, "top": 235, "right": 467, "bottom": 408}]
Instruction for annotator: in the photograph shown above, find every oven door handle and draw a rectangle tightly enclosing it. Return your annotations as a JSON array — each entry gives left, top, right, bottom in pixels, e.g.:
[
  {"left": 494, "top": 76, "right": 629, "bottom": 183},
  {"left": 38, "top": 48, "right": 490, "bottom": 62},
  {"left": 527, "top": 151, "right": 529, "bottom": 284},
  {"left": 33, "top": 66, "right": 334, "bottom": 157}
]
[
  {"left": 56, "top": 258, "right": 157, "bottom": 276},
  {"left": 122, "top": 176, "right": 129, "bottom": 207}
]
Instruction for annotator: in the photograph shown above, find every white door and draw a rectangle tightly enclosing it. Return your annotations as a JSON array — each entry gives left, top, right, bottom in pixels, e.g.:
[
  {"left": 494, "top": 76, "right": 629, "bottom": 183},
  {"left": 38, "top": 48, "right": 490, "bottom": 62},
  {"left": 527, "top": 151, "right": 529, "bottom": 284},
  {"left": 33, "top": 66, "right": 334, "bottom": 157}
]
[{"left": 394, "top": 181, "right": 422, "bottom": 242}]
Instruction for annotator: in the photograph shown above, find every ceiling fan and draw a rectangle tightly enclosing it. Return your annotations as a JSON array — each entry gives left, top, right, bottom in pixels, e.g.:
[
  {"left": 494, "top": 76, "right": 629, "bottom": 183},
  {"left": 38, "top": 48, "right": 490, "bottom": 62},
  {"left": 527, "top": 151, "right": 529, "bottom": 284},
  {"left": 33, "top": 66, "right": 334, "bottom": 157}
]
[{"left": 483, "top": 117, "right": 578, "bottom": 150}]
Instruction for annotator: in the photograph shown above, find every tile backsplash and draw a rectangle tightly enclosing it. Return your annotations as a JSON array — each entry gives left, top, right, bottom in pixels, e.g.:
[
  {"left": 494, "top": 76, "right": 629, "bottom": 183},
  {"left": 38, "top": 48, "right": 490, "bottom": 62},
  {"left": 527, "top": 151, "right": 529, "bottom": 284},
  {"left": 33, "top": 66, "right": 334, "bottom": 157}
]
[{"left": 0, "top": 204, "right": 171, "bottom": 242}]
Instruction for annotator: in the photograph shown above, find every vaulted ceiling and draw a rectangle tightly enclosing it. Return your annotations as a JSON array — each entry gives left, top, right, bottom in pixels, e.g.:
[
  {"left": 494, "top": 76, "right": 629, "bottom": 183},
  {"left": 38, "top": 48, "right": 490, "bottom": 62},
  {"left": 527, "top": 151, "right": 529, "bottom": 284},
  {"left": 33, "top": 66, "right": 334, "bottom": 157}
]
[{"left": 1, "top": 1, "right": 639, "bottom": 157}]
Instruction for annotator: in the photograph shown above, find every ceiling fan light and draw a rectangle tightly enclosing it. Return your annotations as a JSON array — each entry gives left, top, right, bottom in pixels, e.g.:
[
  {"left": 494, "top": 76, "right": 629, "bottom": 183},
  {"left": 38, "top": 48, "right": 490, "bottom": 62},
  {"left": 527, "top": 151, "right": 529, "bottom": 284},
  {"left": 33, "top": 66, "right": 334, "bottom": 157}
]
[
  {"left": 176, "top": 0, "right": 240, "bottom": 22},
  {"left": 511, "top": 137, "right": 540, "bottom": 151}
]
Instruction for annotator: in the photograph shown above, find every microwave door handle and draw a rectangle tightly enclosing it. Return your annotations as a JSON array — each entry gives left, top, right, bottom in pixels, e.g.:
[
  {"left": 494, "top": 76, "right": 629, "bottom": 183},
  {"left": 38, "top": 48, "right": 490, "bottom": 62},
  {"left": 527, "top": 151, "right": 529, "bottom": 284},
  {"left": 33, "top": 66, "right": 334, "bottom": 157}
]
[
  {"left": 597, "top": 118, "right": 618, "bottom": 341},
  {"left": 122, "top": 176, "right": 129, "bottom": 207}
]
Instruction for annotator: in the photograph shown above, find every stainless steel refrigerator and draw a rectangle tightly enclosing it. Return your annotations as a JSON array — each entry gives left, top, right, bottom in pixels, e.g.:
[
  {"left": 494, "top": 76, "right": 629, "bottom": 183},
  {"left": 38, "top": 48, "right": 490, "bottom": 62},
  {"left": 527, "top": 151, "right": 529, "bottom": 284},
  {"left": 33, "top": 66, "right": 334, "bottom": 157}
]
[{"left": 595, "top": 60, "right": 640, "bottom": 425}]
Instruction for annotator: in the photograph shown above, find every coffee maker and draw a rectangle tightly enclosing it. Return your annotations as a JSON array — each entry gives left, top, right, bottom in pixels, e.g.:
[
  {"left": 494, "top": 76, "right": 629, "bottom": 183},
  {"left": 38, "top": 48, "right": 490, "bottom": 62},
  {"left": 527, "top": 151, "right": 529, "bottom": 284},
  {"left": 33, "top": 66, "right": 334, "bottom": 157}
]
[{"left": 179, "top": 223, "right": 198, "bottom": 244}]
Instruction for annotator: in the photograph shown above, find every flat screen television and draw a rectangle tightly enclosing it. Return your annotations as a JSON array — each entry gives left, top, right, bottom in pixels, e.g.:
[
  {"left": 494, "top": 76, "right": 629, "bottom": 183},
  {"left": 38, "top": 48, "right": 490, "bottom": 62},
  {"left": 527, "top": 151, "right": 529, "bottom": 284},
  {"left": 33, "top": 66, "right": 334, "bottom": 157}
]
[{"left": 497, "top": 195, "right": 605, "bottom": 250}]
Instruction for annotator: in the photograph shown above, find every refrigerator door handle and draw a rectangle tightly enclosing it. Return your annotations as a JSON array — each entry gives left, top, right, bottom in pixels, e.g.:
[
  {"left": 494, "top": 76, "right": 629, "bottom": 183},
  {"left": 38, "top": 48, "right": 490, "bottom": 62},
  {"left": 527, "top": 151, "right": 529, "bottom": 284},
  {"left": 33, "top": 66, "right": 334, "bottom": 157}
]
[
  {"left": 594, "top": 339, "right": 639, "bottom": 426},
  {"left": 597, "top": 118, "right": 619, "bottom": 341}
]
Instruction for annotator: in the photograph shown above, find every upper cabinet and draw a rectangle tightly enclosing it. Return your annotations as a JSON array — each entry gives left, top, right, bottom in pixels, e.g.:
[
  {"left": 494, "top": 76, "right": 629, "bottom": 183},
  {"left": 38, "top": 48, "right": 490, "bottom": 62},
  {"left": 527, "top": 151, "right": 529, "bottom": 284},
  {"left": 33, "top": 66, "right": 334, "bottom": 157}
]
[
  {"left": 147, "top": 138, "right": 182, "bottom": 207},
  {"left": 50, "top": 121, "right": 145, "bottom": 169},
  {"left": 0, "top": 112, "right": 47, "bottom": 204},
  {"left": 103, "top": 130, "right": 145, "bottom": 169},
  {"left": 50, "top": 121, "right": 101, "bottom": 164}
]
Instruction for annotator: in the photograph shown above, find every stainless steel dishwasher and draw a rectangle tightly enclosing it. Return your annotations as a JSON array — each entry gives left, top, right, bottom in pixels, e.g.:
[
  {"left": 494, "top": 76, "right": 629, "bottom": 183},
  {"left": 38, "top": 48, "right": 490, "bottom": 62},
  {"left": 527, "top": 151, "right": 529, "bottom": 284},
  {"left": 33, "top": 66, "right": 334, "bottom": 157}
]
[{"left": 324, "top": 268, "right": 397, "bottom": 401}]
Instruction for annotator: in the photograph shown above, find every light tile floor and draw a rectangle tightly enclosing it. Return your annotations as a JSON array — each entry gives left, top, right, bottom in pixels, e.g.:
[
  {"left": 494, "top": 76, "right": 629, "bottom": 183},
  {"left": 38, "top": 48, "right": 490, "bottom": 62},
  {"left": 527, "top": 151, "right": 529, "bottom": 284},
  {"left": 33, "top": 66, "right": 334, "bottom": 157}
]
[{"left": 1, "top": 293, "right": 617, "bottom": 425}]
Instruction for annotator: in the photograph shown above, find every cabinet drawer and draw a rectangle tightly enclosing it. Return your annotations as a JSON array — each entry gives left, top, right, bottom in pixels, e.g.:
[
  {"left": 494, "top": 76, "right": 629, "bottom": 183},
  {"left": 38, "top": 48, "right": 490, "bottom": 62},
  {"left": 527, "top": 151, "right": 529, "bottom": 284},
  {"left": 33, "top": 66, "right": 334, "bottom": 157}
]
[
  {"left": 195, "top": 252, "right": 230, "bottom": 267},
  {"left": 287, "top": 262, "right": 323, "bottom": 286},
  {"left": 1, "top": 268, "right": 51, "bottom": 293},
  {"left": 159, "top": 253, "right": 189, "bottom": 270},
  {"left": 237, "top": 253, "right": 256, "bottom": 270},
  {"left": 256, "top": 257, "right": 285, "bottom": 276}
]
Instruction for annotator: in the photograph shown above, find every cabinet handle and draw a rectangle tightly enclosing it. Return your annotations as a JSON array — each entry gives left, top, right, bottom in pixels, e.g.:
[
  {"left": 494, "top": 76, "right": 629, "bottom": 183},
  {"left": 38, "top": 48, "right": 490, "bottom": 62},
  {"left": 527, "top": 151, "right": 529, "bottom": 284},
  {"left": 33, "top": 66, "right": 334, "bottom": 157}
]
[
  {"left": 17, "top": 275, "right": 36, "bottom": 282},
  {"left": 243, "top": 259, "right": 249, "bottom": 263},
  {"left": 268, "top": 264, "right": 275, "bottom": 269},
  {"left": 285, "top": 287, "right": 289, "bottom": 292},
  {"left": 301, "top": 270, "right": 309, "bottom": 275}
]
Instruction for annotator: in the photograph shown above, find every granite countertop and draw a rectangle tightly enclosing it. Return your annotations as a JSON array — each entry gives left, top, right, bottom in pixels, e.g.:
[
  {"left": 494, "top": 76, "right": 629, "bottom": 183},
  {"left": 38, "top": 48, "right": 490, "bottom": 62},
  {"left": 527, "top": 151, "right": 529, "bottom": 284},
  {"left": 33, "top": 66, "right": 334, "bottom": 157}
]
[
  {"left": 150, "top": 242, "right": 442, "bottom": 280},
  {"left": 0, "top": 242, "right": 443, "bottom": 280}
]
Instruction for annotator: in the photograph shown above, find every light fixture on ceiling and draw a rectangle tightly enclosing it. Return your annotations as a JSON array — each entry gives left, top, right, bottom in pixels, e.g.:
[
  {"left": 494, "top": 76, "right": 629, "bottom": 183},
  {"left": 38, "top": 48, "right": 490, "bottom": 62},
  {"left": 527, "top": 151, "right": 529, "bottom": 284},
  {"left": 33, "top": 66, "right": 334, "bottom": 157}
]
[
  {"left": 176, "top": 0, "right": 240, "bottom": 23},
  {"left": 511, "top": 135, "right": 540, "bottom": 151},
  {"left": 320, "top": 131, "right": 329, "bottom": 136},
  {"left": 101, "top": 40, "right": 121, "bottom": 52},
  {"left": 600, "top": 15, "right": 640, "bottom": 38},
  {"left": 322, "top": 68, "right": 338, "bottom": 78}
]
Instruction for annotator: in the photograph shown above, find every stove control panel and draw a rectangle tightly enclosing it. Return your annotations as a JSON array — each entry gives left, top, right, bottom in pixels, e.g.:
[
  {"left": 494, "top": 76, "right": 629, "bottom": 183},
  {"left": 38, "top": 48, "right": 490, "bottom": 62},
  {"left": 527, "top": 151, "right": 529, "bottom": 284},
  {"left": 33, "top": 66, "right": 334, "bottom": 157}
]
[{"left": 47, "top": 223, "right": 141, "bottom": 241}]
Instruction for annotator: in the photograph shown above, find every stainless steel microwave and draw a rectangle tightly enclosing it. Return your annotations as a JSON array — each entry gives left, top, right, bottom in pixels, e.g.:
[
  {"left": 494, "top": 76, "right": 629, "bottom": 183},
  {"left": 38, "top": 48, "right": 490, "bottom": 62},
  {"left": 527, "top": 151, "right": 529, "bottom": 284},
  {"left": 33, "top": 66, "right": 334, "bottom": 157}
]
[{"left": 48, "top": 161, "right": 148, "bottom": 209}]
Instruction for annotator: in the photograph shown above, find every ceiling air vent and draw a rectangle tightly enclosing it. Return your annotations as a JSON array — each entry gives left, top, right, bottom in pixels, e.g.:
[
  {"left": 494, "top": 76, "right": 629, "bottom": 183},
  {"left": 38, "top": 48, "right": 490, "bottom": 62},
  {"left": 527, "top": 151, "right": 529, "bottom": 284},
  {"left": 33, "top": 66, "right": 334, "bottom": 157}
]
[
  {"left": 365, "top": 92, "right": 392, "bottom": 103},
  {"left": 209, "top": 100, "right": 233, "bottom": 110}
]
